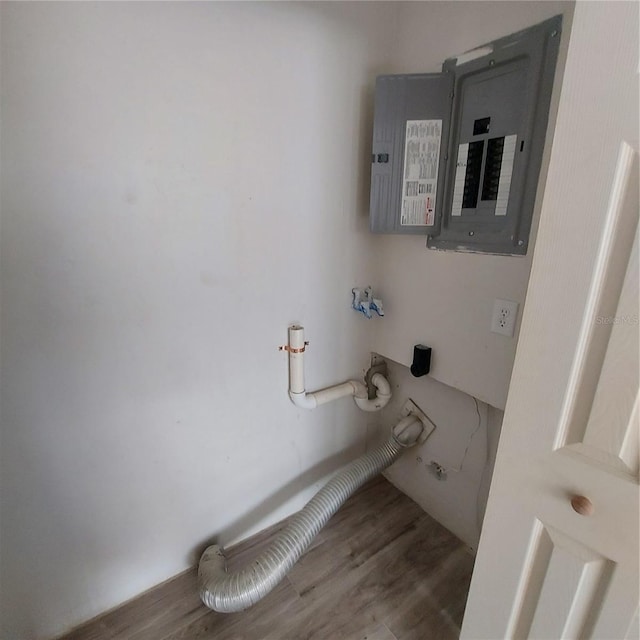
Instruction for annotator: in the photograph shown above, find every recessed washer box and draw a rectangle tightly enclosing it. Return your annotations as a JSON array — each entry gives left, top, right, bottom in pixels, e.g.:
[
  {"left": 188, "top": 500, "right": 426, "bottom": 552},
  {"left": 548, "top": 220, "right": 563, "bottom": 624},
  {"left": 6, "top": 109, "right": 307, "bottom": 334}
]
[{"left": 369, "top": 15, "right": 562, "bottom": 256}]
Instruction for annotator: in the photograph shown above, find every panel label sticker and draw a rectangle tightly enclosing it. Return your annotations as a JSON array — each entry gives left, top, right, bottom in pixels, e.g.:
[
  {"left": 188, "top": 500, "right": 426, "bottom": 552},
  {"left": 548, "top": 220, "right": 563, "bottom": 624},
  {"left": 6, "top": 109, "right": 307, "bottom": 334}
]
[{"left": 400, "top": 120, "right": 442, "bottom": 226}]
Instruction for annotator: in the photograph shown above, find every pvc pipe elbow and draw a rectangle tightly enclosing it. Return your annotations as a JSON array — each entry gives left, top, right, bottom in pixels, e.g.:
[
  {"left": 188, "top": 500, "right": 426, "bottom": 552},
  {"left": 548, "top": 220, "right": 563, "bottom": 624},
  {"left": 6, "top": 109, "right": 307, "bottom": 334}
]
[
  {"left": 289, "top": 391, "right": 318, "bottom": 410},
  {"left": 353, "top": 373, "right": 392, "bottom": 412},
  {"left": 354, "top": 394, "right": 391, "bottom": 412},
  {"left": 371, "top": 372, "right": 391, "bottom": 397}
]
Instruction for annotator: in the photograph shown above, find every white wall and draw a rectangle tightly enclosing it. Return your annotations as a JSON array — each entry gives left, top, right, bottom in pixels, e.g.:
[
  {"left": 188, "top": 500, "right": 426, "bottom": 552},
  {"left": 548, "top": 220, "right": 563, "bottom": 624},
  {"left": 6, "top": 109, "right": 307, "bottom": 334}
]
[
  {"left": 372, "top": 1, "right": 574, "bottom": 410},
  {"left": 0, "top": 3, "right": 397, "bottom": 638}
]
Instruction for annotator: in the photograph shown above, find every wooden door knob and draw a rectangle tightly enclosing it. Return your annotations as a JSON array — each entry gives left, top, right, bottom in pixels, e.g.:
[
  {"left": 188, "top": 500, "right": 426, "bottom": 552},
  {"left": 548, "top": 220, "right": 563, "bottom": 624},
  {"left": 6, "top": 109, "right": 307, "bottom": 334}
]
[{"left": 571, "top": 495, "right": 594, "bottom": 516}]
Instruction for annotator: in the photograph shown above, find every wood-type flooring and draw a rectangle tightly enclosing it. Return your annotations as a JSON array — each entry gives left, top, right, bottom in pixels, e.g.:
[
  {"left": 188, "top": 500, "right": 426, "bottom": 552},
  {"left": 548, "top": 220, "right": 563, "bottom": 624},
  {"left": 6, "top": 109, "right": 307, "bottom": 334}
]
[{"left": 59, "top": 477, "right": 474, "bottom": 640}]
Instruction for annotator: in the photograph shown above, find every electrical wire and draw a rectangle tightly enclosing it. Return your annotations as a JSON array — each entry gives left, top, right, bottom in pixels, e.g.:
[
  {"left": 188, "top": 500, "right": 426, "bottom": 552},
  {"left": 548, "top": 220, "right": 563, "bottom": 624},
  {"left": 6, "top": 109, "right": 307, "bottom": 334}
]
[
  {"left": 443, "top": 396, "right": 483, "bottom": 473},
  {"left": 427, "top": 395, "right": 490, "bottom": 543}
]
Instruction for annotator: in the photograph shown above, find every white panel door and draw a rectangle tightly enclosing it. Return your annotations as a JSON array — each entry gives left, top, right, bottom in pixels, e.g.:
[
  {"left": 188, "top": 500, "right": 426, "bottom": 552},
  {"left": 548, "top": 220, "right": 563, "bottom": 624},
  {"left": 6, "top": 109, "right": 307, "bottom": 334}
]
[{"left": 461, "top": 2, "right": 639, "bottom": 639}]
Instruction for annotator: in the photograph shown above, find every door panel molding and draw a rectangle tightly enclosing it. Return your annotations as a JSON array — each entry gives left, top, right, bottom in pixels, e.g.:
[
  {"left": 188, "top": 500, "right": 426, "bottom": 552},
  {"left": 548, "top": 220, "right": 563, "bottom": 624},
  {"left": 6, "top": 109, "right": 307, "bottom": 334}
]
[{"left": 555, "top": 142, "right": 639, "bottom": 453}]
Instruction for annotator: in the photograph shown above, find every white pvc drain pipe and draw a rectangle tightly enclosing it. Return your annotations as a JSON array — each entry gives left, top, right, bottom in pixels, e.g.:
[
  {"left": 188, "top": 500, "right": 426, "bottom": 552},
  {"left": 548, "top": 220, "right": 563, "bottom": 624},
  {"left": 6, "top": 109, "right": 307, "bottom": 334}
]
[
  {"left": 284, "top": 325, "right": 392, "bottom": 412},
  {"left": 199, "top": 415, "right": 424, "bottom": 613}
]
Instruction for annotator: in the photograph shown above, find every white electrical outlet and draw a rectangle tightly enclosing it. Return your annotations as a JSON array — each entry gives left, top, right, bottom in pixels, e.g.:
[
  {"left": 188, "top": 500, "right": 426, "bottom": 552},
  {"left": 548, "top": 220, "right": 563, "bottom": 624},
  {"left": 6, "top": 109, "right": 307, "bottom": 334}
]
[{"left": 491, "top": 298, "right": 519, "bottom": 337}]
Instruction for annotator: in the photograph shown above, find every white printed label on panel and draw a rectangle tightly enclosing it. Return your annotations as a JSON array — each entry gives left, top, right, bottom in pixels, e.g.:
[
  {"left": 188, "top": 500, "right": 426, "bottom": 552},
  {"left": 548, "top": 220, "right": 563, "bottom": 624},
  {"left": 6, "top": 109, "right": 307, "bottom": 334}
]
[
  {"left": 400, "top": 119, "right": 442, "bottom": 226},
  {"left": 451, "top": 143, "right": 469, "bottom": 217},
  {"left": 495, "top": 134, "right": 517, "bottom": 216}
]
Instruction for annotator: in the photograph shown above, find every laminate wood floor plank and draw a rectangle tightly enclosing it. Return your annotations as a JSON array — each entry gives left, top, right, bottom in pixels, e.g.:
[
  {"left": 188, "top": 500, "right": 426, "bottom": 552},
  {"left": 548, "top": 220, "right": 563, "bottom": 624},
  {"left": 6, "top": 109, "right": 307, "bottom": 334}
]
[
  {"left": 161, "top": 577, "right": 302, "bottom": 640},
  {"left": 287, "top": 490, "right": 466, "bottom": 606},
  {"left": 60, "top": 621, "right": 116, "bottom": 640},
  {"left": 383, "top": 546, "right": 475, "bottom": 640},
  {"left": 58, "top": 478, "right": 472, "bottom": 640},
  {"left": 286, "top": 514, "right": 425, "bottom": 606},
  {"left": 269, "top": 517, "right": 464, "bottom": 640},
  {"left": 359, "top": 623, "right": 398, "bottom": 640},
  {"left": 60, "top": 570, "right": 202, "bottom": 640},
  {"left": 286, "top": 490, "right": 427, "bottom": 599}
]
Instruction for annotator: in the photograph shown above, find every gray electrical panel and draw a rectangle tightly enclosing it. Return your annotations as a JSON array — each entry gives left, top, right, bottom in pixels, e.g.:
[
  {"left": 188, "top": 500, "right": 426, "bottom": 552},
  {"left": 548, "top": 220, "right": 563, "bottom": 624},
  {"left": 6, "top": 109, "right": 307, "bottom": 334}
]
[{"left": 369, "top": 15, "right": 562, "bottom": 255}]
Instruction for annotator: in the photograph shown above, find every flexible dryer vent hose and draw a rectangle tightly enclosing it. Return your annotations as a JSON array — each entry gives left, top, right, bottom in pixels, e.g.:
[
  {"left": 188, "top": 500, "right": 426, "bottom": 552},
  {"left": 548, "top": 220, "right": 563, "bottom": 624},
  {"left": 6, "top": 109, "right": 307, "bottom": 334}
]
[{"left": 199, "top": 418, "right": 423, "bottom": 613}]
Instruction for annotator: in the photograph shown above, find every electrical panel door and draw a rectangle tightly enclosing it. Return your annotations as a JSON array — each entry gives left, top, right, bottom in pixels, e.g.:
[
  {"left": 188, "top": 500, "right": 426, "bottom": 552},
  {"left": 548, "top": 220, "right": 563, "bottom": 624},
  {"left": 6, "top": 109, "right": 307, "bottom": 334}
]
[{"left": 370, "top": 73, "right": 453, "bottom": 234}]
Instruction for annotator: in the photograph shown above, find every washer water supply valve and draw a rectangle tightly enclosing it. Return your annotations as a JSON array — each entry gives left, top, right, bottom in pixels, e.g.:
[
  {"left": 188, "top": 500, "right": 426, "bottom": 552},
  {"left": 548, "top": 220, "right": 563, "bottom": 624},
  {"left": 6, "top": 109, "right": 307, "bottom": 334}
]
[{"left": 352, "top": 286, "right": 384, "bottom": 318}]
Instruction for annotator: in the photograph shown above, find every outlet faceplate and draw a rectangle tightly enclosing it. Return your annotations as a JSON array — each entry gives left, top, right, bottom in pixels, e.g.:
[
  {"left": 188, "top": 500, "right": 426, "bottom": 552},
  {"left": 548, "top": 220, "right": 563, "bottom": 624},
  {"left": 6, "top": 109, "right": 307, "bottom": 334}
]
[{"left": 491, "top": 298, "right": 519, "bottom": 337}]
